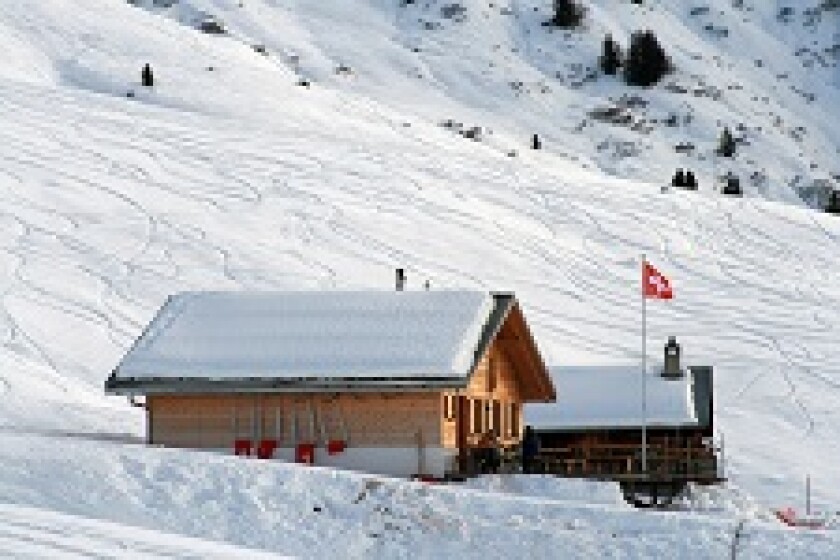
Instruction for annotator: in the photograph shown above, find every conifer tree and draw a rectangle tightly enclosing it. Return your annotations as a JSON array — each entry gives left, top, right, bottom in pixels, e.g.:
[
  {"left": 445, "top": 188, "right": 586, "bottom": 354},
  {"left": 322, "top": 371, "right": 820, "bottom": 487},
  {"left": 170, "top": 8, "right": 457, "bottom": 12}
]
[
  {"left": 624, "top": 30, "right": 671, "bottom": 87},
  {"left": 141, "top": 64, "right": 154, "bottom": 88},
  {"left": 827, "top": 190, "right": 840, "bottom": 215},
  {"left": 672, "top": 169, "right": 685, "bottom": 188},
  {"left": 550, "top": 0, "right": 585, "bottom": 29},
  {"left": 685, "top": 170, "right": 698, "bottom": 190},
  {"left": 716, "top": 127, "right": 736, "bottom": 158},
  {"left": 599, "top": 34, "right": 622, "bottom": 76}
]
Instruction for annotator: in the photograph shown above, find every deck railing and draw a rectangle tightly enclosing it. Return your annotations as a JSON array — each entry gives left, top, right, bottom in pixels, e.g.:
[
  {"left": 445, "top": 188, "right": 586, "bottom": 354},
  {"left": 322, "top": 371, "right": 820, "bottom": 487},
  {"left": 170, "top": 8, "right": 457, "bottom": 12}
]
[{"left": 536, "top": 439, "right": 724, "bottom": 482}]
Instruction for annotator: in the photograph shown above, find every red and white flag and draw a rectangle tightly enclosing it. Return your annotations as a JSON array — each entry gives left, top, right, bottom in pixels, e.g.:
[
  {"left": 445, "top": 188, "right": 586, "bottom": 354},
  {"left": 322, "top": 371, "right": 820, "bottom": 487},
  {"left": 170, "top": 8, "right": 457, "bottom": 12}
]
[{"left": 643, "top": 261, "right": 673, "bottom": 300}]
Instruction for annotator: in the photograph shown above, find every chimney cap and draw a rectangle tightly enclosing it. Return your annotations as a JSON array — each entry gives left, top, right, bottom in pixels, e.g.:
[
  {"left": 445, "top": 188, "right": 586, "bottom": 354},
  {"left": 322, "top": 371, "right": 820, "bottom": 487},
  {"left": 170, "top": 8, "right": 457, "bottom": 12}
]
[{"left": 662, "top": 336, "right": 682, "bottom": 378}]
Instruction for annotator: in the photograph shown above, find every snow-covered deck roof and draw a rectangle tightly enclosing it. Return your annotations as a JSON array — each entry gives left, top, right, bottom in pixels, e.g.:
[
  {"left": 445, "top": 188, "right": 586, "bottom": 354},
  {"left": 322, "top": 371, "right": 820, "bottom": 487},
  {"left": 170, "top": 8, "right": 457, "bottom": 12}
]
[
  {"left": 108, "top": 290, "right": 516, "bottom": 392},
  {"left": 525, "top": 366, "right": 699, "bottom": 430}
]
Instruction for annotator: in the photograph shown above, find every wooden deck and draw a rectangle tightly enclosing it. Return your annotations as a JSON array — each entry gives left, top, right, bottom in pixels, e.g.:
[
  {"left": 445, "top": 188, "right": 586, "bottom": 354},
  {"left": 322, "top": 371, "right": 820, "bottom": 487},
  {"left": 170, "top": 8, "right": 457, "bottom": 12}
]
[{"left": 534, "top": 442, "right": 723, "bottom": 484}]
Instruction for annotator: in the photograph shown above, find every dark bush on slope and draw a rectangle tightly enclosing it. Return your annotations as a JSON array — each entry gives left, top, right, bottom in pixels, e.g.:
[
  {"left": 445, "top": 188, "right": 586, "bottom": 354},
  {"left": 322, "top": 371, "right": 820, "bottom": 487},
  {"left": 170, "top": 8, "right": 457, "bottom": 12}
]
[{"left": 722, "top": 174, "right": 742, "bottom": 196}]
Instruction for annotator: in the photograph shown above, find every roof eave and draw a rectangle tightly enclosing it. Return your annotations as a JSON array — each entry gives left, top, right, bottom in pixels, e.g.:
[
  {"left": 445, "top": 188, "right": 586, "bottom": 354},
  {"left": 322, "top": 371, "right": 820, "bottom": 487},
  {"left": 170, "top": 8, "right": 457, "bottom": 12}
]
[
  {"left": 462, "top": 292, "right": 517, "bottom": 382},
  {"left": 533, "top": 422, "right": 703, "bottom": 432},
  {"left": 104, "top": 375, "right": 470, "bottom": 396},
  {"left": 501, "top": 300, "right": 556, "bottom": 403}
]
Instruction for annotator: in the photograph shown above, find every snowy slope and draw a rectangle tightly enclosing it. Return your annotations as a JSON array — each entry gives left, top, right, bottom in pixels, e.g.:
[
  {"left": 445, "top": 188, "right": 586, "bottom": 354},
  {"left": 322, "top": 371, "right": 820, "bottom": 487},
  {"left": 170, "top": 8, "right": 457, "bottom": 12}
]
[
  {"left": 0, "top": 0, "right": 838, "bottom": 557},
  {"left": 0, "top": 502, "right": 285, "bottom": 559},
  {"left": 1, "top": 434, "right": 838, "bottom": 559},
  {"left": 124, "top": 0, "right": 840, "bottom": 206}
]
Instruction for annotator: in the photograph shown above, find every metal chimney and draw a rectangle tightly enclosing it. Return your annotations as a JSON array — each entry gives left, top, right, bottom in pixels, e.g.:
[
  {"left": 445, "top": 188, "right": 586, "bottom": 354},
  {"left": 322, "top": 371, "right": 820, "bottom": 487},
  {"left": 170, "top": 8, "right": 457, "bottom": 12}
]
[
  {"left": 396, "top": 268, "right": 406, "bottom": 291},
  {"left": 662, "top": 336, "right": 682, "bottom": 378}
]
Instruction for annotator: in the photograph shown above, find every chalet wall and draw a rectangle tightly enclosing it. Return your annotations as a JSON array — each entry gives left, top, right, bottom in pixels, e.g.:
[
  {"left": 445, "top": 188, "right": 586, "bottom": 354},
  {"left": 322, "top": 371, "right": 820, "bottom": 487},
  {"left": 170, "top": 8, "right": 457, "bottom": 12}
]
[
  {"left": 144, "top": 306, "right": 548, "bottom": 476},
  {"left": 148, "top": 392, "right": 441, "bottom": 450},
  {"left": 441, "top": 339, "right": 524, "bottom": 449}
]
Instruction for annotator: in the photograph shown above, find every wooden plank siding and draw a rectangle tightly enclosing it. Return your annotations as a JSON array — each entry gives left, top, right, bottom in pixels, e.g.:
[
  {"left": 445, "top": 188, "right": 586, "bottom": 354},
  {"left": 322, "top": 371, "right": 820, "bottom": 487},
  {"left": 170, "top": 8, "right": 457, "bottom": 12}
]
[
  {"left": 441, "top": 336, "right": 525, "bottom": 450},
  {"left": 148, "top": 392, "right": 441, "bottom": 449}
]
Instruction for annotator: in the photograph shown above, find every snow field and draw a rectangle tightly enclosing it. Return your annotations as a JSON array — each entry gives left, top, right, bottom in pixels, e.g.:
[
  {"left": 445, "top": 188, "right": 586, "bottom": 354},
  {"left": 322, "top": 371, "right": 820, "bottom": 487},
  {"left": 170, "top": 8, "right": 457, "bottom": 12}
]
[{"left": 1, "top": 435, "right": 837, "bottom": 559}]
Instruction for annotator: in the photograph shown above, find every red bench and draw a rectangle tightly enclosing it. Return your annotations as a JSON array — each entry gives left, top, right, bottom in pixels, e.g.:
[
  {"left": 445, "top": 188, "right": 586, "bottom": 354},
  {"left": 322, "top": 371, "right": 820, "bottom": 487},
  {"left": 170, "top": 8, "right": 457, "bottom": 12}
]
[
  {"left": 234, "top": 439, "right": 252, "bottom": 456},
  {"left": 257, "top": 439, "right": 278, "bottom": 459},
  {"left": 327, "top": 440, "right": 346, "bottom": 455},
  {"left": 296, "top": 443, "right": 315, "bottom": 464}
]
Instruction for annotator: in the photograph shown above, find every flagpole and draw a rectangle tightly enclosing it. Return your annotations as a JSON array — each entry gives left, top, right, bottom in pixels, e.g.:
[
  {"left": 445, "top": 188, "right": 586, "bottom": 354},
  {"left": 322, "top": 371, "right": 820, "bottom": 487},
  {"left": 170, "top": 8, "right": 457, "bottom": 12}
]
[{"left": 641, "top": 254, "right": 648, "bottom": 475}]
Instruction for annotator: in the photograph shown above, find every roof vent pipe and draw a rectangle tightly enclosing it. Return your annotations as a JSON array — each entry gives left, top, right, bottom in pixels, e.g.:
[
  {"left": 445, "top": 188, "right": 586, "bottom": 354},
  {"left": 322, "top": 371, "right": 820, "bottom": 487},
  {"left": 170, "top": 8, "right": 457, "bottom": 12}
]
[
  {"left": 396, "top": 268, "right": 406, "bottom": 291},
  {"left": 662, "top": 336, "right": 682, "bottom": 378}
]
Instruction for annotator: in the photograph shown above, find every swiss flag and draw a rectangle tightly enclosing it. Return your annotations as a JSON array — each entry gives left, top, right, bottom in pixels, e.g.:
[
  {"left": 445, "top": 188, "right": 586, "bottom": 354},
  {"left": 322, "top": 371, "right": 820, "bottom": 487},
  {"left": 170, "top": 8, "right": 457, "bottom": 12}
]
[{"left": 643, "top": 261, "right": 673, "bottom": 299}]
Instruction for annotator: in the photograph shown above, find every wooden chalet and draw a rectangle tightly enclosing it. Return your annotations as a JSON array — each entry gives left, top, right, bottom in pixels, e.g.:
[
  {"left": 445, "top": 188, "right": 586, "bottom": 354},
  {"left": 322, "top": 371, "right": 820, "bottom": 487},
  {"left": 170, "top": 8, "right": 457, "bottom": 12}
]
[
  {"left": 526, "top": 338, "right": 721, "bottom": 506},
  {"left": 105, "top": 288, "right": 555, "bottom": 478}
]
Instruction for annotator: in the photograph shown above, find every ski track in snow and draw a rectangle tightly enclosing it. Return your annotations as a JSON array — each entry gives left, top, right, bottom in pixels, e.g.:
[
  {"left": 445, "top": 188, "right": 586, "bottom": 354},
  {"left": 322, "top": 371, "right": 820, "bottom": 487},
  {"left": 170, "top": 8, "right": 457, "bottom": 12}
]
[{"left": 0, "top": 503, "right": 284, "bottom": 559}]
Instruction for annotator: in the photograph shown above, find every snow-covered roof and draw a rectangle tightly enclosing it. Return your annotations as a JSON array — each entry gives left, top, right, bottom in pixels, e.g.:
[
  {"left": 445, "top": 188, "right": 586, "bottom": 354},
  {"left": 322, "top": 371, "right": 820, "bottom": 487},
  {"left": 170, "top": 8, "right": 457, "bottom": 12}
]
[
  {"left": 111, "top": 291, "right": 505, "bottom": 386},
  {"left": 526, "top": 366, "right": 699, "bottom": 430}
]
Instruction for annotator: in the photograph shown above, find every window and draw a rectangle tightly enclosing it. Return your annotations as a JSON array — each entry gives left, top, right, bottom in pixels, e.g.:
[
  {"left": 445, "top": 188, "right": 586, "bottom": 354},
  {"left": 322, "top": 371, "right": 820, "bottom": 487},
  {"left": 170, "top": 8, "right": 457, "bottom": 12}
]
[
  {"left": 472, "top": 399, "right": 483, "bottom": 434},
  {"left": 510, "top": 403, "right": 519, "bottom": 438},
  {"left": 499, "top": 401, "right": 507, "bottom": 438},
  {"left": 487, "top": 357, "right": 497, "bottom": 393},
  {"left": 443, "top": 395, "right": 456, "bottom": 421}
]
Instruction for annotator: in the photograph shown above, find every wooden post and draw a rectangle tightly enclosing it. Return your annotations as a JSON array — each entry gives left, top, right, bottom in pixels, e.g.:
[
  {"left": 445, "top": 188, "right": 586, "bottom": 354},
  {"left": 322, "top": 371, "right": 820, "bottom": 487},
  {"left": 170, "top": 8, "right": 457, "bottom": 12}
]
[
  {"left": 688, "top": 438, "right": 693, "bottom": 476},
  {"left": 642, "top": 253, "right": 648, "bottom": 474},
  {"left": 317, "top": 401, "right": 328, "bottom": 444},
  {"left": 339, "top": 400, "right": 349, "bottom": 445},
  {"left": 416, "top": 429, "right": 426, "bottom": 476},
  {"left": 583, "top": 440, "right": 590, "bottom": 476},
  {"left": 251, "top": 402, "right": 257, "bottom": 443},
  {"left": 307, "top": 399, "right": 316, "bottom": 444},
  {"left": 290, "top": 406, "right": 298, "bottom": 446},
  {"left": 806, "top": 474, "right": 811, "bottom": 516},
  {"left": 457, "top": 395, "right": 469, "bottom": 475},
  {"left": 231, "top": 406, "right": 237, "bottom": 442},
  {"left": 147, "top": 403, "right": 153, "bottom": 445}
]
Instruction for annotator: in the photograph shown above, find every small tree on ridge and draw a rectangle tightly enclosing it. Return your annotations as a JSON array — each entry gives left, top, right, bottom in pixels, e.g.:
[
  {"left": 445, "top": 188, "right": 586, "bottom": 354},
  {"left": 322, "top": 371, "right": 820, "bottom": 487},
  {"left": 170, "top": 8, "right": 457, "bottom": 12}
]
[
  {"left": 141, "top": 63, "right": 154, "bottom": 88},
  {"left": 624, "top": 30, "right": 671, "bottom": 87},
  {"left": 599, "top": 34, "right": 623, "bottom": 75},
  {"left": 550, "top": 0, "right": 585, "bottom": 28},
  {"left": 717, "top": 127, "right": 736, "bottom": 158}
]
